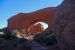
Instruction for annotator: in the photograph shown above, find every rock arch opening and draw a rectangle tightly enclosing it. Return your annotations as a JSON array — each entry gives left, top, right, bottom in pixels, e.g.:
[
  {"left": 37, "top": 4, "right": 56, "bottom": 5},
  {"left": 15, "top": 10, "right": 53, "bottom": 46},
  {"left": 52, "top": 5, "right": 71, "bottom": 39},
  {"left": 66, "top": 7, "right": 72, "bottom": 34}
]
[{"left": 28, "top": 22, "right": 48, "bottom": 35}]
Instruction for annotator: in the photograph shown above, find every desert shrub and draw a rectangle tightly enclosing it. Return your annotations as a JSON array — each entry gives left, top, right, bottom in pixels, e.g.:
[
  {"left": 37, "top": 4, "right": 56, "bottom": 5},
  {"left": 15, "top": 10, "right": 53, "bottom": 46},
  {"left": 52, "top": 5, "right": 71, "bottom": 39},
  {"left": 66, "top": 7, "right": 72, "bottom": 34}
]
[
  {"left": 0, "top": 29, "right": 15, "bottom": 40},
  {"left": 33, "top": 32, "right": 57, "bottom": 46},
  {"left": 3, "top": 29, "right": 16, "bottom": 40},
  {"left": 12, "top": 29, "right": 27, "bottom": 38},
  {"left": 0, "top": 29, "right": 32, "bottom": 50},
  {"left": 0, "top": 29, "right": 3, "bottom": 32}
]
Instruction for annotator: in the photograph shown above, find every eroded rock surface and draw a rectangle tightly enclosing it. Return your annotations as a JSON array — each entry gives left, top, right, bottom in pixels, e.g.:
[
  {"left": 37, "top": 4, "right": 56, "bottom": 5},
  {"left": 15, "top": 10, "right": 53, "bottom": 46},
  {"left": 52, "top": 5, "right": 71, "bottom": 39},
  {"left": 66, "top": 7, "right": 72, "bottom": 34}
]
[
  {"left": 53, "top": 0, "right": 75, "bottom": 50},
  {"left": 7, "top": 7, "right": 56, "bottom": 33}
]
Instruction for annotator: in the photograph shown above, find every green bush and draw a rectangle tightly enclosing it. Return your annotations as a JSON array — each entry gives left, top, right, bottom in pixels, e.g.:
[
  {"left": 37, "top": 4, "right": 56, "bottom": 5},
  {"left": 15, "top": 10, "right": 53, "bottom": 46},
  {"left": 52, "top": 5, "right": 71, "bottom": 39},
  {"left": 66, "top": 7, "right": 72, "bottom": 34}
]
[
  {"left": 4, "top": 30, "right": 16, "bottom": 40},
  {"left": 0, "top": 29, "right": 32, "bottom": 50}
]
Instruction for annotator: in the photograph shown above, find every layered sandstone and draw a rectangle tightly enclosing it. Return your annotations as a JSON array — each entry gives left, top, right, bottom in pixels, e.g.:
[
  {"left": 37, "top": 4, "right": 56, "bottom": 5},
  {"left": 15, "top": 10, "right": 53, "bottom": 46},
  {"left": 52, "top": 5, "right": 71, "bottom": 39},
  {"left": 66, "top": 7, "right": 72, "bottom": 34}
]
[{"left": 7, "top": 7, "right": 56, "bottom": 33}]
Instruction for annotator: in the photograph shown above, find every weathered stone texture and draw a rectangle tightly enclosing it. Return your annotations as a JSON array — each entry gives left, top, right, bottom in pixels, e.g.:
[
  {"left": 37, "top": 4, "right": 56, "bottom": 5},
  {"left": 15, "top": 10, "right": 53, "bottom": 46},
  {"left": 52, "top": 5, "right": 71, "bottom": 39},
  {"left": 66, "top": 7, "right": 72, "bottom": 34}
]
[
  {"left": 53, "top": 0, "right": 75, "bottom": 50},
  {"left": 7, "top": 7, "right": 56, "bottom": 33}
]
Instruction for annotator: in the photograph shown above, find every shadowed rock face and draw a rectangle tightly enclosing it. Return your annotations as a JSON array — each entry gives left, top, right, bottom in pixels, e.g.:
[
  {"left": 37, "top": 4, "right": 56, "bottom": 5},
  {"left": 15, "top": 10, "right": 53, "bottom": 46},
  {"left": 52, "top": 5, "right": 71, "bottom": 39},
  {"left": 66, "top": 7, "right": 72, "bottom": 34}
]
[
  {"left": 7, "top": 7, "right": 56, "bottom": 33},
  {"left": 53, "top": 0, "right": 75, "bottom": 50}
]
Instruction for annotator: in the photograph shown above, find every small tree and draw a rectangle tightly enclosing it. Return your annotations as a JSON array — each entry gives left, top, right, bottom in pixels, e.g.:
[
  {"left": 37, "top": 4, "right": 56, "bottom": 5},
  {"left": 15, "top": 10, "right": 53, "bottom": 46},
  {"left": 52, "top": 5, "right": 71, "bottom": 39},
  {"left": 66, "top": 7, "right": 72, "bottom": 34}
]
[{"left": 4, "top": 29, "right": 16, "bottom": 40}]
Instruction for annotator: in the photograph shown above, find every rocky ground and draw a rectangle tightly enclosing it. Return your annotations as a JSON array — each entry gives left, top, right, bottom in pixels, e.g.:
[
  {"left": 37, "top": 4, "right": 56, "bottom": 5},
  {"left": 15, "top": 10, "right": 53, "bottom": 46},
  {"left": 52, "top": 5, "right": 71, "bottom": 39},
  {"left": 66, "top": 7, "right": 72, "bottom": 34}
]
[
  {"left": 0, "top": 38, "right": 59, "bottom": 50},
  {"left": 0, "top": 29, "right": 58, "bottom": 50}
]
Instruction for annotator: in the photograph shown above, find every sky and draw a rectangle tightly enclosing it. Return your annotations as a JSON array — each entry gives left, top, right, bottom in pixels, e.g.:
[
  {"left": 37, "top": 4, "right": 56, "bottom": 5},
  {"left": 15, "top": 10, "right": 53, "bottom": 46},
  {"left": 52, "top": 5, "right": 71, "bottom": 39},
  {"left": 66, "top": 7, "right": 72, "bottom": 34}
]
[
  {"left": 0, "top": 0, "right": 63, "bottom": 29},
  {"left": 34, "top": 22, "right": 48, "bottom": 30}
]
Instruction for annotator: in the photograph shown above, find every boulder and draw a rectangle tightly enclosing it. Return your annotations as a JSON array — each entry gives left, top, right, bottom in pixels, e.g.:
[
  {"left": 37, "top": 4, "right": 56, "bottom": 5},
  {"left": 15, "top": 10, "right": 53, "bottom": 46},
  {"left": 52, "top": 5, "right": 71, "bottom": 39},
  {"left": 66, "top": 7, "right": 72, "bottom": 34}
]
[{"left": 53, "top": 0, "right": 75, "bottom": 50}]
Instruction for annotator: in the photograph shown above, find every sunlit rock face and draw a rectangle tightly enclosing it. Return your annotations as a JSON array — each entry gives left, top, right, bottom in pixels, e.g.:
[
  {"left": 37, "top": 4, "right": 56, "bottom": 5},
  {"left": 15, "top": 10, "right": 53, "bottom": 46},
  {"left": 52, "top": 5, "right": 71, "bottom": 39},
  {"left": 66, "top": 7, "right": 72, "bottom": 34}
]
[
  {"left": 28, "top": 22, "right": 49, "bottom": 35},
  {"left": 28, "top": 23, "right": 44, "bottom": 34},
  {"left": 53, "top": 0, "right": 75, "bottom": 50},
  {"left": 7, "top": 7, "right": 56, "bottom": 33}
]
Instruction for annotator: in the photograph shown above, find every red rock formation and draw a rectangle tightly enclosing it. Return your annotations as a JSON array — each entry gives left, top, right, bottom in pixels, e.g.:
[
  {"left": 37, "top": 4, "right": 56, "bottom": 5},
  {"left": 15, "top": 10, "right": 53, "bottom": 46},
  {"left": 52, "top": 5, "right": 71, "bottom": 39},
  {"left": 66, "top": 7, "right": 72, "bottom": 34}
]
[
  {"left": 28, "top": 23, "right": 44, "bottom": 34},
  {"left": 7, "top": 7, "right": 56, "bottom": 33}
]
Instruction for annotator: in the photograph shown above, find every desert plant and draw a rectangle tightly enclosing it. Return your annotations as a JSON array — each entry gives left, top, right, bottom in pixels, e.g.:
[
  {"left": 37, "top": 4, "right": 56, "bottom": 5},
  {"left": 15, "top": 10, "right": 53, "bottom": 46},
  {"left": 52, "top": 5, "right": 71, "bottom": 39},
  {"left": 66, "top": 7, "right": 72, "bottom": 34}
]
[{"left": 4, "top": 30, "right": 16, "bottom": 40}]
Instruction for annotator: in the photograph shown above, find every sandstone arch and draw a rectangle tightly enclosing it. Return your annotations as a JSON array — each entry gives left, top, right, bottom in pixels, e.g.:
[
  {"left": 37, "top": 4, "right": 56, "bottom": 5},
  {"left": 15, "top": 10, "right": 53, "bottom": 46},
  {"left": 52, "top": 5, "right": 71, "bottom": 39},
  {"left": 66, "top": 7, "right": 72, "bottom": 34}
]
[{"left": 7, "top": 7, "right": 56, "bottom": 33}]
